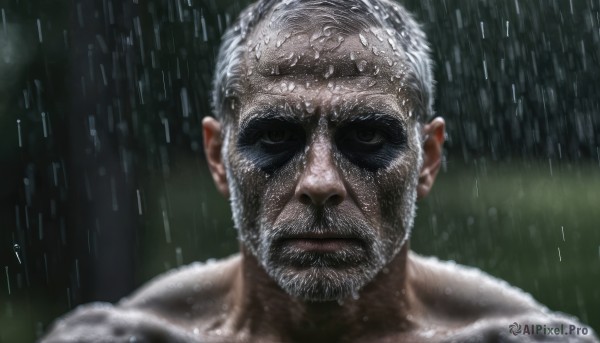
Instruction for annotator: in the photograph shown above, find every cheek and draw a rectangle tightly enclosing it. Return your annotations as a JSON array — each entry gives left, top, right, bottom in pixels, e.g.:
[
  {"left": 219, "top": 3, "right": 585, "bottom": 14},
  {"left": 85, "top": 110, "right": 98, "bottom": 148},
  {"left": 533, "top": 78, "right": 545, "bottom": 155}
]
[
  {"left": 337, "top": 155, "right": 381, "bottom": 224},
  {"left": 228, "top": 142, "right": 301, "bottom": 228},
  {"left": 376, "top": 146, "right": 421, "bottom": 226},
  {"left": 227, "top": 143, "right": 269, "bottom": 228},
  {"left": 260, "top": 159, "right": 301, "bottom": 225}
]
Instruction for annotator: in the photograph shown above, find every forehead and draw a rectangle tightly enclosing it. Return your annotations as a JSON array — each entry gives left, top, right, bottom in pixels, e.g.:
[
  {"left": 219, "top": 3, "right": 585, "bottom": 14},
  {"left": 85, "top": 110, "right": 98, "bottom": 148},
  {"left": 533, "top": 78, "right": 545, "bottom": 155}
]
[{"left": 237, "top": 11, "right": 417, "bottom": 126}]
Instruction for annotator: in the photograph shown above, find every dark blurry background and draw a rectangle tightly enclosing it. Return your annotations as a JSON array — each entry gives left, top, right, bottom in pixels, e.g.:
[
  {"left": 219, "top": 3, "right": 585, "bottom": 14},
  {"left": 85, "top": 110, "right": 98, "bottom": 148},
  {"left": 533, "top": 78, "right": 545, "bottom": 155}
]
[{"left": 0, "top": 0, "right": 598, "bottom": 341}]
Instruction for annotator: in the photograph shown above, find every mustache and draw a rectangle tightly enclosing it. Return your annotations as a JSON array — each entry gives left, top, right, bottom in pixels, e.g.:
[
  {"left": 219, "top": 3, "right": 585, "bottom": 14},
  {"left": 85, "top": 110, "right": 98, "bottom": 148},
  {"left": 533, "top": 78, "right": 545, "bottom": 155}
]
[{"left": 264, "top": 207, "right": 377, "bottom": 244}]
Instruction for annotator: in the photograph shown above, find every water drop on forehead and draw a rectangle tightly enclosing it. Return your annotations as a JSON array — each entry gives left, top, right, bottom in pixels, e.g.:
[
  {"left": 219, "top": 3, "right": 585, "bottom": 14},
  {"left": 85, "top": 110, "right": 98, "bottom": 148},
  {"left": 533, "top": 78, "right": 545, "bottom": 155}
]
[
  {"left": 350, "top": 51, "right": 356, "bottom": 61},
  {"left": 358, "top": 33, "right": 368, "bottom": 47}
]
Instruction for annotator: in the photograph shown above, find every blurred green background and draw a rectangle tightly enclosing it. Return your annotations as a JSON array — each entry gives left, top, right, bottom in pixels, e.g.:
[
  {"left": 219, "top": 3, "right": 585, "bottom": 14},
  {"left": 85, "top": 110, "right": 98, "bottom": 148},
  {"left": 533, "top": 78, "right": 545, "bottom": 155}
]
[{"left": 0, "top": 0, "right": 599, "bottom": 342}]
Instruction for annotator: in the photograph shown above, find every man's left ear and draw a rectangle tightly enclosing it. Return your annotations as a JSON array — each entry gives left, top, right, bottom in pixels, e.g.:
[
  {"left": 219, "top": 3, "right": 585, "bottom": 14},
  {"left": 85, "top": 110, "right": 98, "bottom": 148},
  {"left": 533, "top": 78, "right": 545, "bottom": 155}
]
[{"left": 417, "top": 117, "right": 445, "bottom": 200}]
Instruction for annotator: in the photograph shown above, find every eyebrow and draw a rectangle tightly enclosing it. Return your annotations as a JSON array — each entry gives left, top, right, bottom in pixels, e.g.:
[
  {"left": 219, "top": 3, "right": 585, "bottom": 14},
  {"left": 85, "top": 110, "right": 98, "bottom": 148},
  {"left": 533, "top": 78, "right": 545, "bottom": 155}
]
[
  {"left": 239, "top": 99, "right": 406, "bottom": 129},
  {"left": 239, "top": 108, "right": 302, "bottom": 131}
]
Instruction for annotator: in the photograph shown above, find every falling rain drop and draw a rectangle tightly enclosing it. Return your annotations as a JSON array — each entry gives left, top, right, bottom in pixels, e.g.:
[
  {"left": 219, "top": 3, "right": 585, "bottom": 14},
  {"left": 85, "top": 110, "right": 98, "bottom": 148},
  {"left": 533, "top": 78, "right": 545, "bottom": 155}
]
[
  {"left": 482, "top": 59, "right": 488, "bottom": 80},
  {"left": 201, "top": 11, "right": 208, "bottom": 42},
  {"left": 512, "top": 84, "right": 516, "bottom": 103},
  {"left": 180, "top": 87, "right": 190, "bottom": 117},
  {"left": 162, "top": 210, "right": 172, "bottom": 244},
  {"left": 13, "top": 244, "right": 21, "bottom": 264},
  {"left": 75, "top": 259, "right": 80, "bottom": 288},
  {"left": 161, "top": 118, "right": 171, "bottom": 143},
  {"left": 480, "top": 22, "right": 485, "bottom": 39},
  {"left": 557, "top": 247, "right": 562, "bottom": 262},
  {"left": 36, "top": 18, "right": 43, "bottom": 43},
  {"left": 176, "top": 247, "right": 183, "bottom": 266},
  {"left": 16, "top": 119, "right": 22, "bottom": 148},
  {"left": 136, "top": 189, "right": 143, "bottom": 215},
  {"left": 5, "top": 266, "right": 10, "bottom": 295},
  {"left": 505, "top": 21, "right": 510, "bottom": 37},
  {"left": 1, "top": 8, "right": 6, "bottom": 34},
  {"left": 41, "top": 112, "right": 48, "bottom": 138}
]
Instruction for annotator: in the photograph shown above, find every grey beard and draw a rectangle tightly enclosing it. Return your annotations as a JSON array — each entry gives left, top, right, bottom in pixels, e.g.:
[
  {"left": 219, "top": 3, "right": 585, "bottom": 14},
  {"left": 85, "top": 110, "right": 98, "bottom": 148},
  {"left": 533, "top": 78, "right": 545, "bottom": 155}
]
[{"left": 241, "top": 207, "right": 404, "bottom": 302}]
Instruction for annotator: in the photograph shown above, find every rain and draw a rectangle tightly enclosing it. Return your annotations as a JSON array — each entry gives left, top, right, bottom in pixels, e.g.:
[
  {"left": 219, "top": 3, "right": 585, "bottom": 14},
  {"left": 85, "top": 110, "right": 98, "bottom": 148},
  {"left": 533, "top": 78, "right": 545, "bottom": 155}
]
[{"left": 0, "top": 0, "right": 599, "bottom": 341}]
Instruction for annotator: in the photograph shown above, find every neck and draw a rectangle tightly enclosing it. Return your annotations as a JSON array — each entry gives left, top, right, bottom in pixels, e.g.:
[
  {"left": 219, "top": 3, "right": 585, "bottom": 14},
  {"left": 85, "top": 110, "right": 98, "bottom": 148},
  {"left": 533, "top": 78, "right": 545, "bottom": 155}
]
[{"left": 230, "top": 244, "right": 414, "bottom": 341}]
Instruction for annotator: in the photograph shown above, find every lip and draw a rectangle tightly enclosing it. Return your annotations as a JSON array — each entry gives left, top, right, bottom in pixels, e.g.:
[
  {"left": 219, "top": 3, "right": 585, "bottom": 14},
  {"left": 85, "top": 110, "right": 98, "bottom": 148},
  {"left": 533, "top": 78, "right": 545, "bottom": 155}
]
[{"left": 279, "top": 234, "right": 363, "bottom": 252}]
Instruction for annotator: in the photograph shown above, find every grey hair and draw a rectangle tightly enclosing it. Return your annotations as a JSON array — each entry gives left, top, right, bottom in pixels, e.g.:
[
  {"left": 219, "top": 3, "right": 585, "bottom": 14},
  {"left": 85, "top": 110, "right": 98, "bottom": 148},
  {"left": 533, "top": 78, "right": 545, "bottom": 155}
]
[{"left": 211, "top": 0, "right": 435, "bottom": 123}]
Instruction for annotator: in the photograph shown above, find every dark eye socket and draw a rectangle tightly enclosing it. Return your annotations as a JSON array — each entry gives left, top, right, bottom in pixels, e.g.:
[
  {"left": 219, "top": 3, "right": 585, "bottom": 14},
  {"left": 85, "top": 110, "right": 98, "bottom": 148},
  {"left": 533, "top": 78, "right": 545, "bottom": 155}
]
[
  {"left": 261, "top": 128, "right": 297, "bottom": 144},
  {"left": 335, "top": 117, "right": 406, "bottom": 171},
  {"left": 237, "top": 118, "right": 305, "bottom": 173},
  {"left": 353, "top": 128, "right": 385, "bottom": 144}
]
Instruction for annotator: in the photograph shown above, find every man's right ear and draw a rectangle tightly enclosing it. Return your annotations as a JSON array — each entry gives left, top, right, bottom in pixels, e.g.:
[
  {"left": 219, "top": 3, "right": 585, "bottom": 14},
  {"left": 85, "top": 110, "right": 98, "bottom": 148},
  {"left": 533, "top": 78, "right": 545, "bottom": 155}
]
[{"left": 202, "top": 117, "right": 230, "bottom": 198}]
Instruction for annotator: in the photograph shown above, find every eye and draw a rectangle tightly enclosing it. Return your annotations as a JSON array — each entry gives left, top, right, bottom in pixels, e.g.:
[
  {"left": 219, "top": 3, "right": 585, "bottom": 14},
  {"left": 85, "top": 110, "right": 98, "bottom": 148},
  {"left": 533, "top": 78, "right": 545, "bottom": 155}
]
[
  {"left": 261, "top": 128, "right": 295, "bottom": 144},
  {"left": 237, "top": 118, "right": 305, "bottom": 173},
  {"left": 334, "top": 117, "right": 406, "bottom": 171},
  {"left": 353, "top": 128, "right": 384, "bottom": 145}
]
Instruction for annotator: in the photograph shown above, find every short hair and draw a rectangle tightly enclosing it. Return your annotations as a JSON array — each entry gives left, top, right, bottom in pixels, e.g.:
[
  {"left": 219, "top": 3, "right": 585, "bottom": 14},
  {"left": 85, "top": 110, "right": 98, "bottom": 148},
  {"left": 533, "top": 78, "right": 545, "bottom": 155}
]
[{"left": 211, "top": 0, "right": 434, "bottom": 124}]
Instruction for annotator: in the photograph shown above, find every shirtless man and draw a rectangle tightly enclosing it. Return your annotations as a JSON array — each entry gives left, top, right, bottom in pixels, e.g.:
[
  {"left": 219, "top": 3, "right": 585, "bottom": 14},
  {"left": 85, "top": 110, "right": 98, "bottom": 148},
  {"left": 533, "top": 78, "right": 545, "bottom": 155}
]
[{"left": 41, "top": 0, "right": 598, "bottom": 342}]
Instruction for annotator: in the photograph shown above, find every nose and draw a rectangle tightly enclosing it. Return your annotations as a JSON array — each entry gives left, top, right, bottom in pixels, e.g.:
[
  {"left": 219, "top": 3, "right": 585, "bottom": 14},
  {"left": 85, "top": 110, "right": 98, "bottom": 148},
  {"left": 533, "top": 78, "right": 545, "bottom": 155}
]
[{"left": 295, "top": 140, "right": 347, "bottom": 206}]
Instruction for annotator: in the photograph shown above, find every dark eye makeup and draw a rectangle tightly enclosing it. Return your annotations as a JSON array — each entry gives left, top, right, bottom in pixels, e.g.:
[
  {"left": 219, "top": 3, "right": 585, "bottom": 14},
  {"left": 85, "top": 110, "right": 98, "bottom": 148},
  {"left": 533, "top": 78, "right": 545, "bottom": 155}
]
[
  {"left": 237, "top": 117, "right": 305, "bottom": 173},
  {"left": 237, "top": 114, "right": 406, "bottom": 173},
  {"left": 334, "top": 116, "right": 406, "bottom": 171}
]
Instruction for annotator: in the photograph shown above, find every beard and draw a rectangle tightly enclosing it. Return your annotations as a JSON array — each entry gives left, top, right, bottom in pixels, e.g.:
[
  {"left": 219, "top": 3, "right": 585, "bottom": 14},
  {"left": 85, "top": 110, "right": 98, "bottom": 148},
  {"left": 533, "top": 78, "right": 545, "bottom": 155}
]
[{"left": 238, "top": 206, "right": 405, "bottom": 302}]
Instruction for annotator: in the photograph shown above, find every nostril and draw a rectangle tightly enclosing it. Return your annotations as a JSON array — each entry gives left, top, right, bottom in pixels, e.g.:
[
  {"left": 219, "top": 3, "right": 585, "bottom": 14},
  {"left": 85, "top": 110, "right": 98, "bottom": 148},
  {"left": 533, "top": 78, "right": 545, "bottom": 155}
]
[
  {"left": 327, "top": 194, "right": 343, "bottom": 206},
  {"left": 298, "top": 193, "right": 312, "bottom": 205}
]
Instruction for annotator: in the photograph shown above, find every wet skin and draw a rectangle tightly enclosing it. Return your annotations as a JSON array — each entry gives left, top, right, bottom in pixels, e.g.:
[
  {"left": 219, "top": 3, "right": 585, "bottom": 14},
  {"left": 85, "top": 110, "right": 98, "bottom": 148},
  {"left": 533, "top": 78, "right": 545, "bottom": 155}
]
[{"left": 40, "top": 12, "right": 598, "bottom": 343}]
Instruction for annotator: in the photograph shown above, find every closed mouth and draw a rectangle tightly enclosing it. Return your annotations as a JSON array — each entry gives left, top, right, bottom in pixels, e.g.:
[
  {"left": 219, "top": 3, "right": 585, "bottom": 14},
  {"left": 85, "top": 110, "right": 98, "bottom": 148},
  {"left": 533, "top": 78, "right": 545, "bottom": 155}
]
[{"left": 278, "top": 234, "right": 364, "bottom": 252}]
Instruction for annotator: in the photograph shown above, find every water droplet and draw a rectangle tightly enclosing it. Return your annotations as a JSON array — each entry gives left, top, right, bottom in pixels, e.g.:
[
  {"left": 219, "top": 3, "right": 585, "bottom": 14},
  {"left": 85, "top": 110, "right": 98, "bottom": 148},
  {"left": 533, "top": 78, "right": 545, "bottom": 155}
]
[
  {"left": 387, "top": 38, "right": 397, "bottom": 51},
  {"left": 350, "top": 51, "right": 356, "bottom": 61},
  {"left": 324, "top": 65, "right": 334, "bottom": 79},
  {"left": 304, "top": 101, "right": 315, "bottom": 114},
  {"left": 358, "top": 33, "right": 368, "bottom": 47},
  {"left": 356, "top": 60, "right": 367, "bottom": 72},
  {"left": 290, "top": 55, "right": 299, "bottom": 67}
]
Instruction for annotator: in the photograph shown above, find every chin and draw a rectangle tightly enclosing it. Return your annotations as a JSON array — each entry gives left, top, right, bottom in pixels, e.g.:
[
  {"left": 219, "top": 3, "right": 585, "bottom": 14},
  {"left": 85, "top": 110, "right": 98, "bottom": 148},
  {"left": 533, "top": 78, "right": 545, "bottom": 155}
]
[
  {"left": 261, "top": 242, "right": 389, "bottom": 301},
  {"left": 270, "top": 265, "right": 377, "bottom": 302}
]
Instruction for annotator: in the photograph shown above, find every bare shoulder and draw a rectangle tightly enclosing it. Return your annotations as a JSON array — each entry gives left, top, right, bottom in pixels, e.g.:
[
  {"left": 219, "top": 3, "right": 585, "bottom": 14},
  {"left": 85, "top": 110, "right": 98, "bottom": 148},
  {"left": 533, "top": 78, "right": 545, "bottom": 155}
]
[
  {"left": 40, "top": 254, "right": 241, "bottom": 343},
  {"left": 408, "top": 251, "right": 598, "bottom": 342},
  {"left": 120, "top": 253, "right": 241, "bottom": 317}
]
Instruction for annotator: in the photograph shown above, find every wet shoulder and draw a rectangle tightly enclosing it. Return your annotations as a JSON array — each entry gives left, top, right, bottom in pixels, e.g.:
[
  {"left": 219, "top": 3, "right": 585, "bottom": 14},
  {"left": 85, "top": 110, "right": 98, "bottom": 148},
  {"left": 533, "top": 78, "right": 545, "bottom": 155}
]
[
  {"left": 408, "top": 252, "right": 598, "bottom": 342},
  {"left": 39, "top": 302, "right": 202, "bottom": 343},
  {"left": 120, "top": 254, "right": 241, "bottom": 320},
  {"left": 408, "top": 251, "right": 543, "bottom": 318}
]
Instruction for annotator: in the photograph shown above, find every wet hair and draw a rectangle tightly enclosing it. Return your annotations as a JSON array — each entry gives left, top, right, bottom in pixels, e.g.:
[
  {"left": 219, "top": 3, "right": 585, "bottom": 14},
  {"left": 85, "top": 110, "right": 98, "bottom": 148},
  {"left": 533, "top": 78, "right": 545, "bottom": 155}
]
[{"left": 211, "top": 0, "right": 434, "bottom": 124}]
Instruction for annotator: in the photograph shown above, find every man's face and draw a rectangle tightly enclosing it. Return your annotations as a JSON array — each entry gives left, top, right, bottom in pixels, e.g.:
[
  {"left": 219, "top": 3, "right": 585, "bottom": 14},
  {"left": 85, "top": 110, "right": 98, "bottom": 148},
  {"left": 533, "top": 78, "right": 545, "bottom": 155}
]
[{"left": 223, "top": 19, "right": 423, "bottom": 301}]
